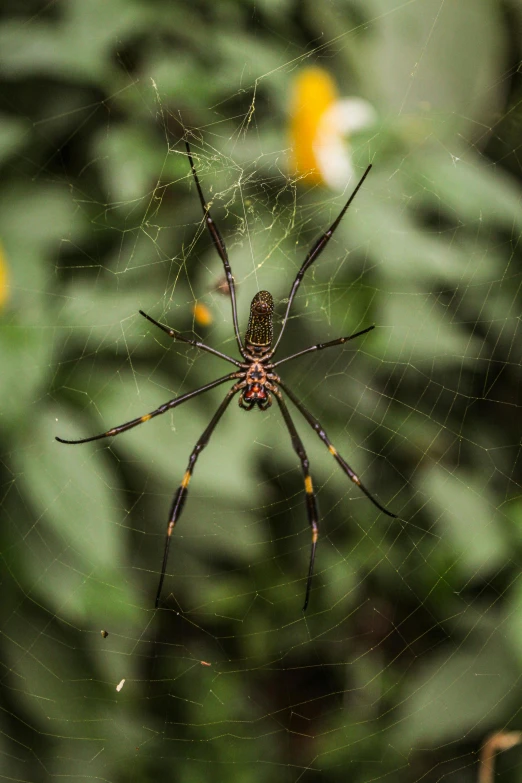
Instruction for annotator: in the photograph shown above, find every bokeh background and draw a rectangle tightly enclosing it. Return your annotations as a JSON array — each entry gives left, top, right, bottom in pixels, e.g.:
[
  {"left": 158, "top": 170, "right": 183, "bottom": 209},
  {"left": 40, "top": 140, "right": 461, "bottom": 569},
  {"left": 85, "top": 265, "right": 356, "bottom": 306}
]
[{"left": 2, "top": 0, "right": 522, "bottom": 781}]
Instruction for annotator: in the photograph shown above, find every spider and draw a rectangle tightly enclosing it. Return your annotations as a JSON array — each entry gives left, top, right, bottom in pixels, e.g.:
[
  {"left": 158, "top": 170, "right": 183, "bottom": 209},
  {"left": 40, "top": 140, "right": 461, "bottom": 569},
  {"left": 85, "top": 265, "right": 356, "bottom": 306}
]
[{"left": 56, "top": 141, "right": 397, "bottom": 611}]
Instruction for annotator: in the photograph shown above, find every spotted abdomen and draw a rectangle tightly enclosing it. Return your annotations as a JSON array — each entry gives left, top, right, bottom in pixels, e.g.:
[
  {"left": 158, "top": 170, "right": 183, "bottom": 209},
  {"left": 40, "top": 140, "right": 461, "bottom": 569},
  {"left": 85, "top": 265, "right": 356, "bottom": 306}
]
[{"left": 245, "top": 290, "right": 274, "bottom": 351}]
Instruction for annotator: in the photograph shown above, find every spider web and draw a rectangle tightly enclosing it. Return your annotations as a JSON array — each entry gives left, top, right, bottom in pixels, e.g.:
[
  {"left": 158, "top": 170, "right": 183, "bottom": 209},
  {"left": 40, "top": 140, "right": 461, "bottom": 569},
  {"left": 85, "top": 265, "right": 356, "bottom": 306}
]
[{"left": 1, "top": 1, "right": 522, "bottom": 781}]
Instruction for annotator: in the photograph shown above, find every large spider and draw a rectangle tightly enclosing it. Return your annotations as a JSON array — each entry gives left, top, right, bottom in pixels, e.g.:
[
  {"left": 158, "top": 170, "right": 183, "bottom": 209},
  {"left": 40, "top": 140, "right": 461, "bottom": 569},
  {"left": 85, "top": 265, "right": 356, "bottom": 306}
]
[{"left": 57, "top": 142, "right": 396, "bottom": 611}]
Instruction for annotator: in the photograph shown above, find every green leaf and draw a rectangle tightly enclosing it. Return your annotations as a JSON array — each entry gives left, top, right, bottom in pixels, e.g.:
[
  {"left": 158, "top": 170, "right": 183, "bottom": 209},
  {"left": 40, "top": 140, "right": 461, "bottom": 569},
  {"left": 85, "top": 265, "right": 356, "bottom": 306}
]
[
  {"left": 0, "top": 0, "right": 149, "bottom": 84},
  {"left": 417, "top": 465, "right": 510, "bottom": 579},
  {"left": 377, "top": 291, "right": 483, "bottom": 364},
  {"left": 415, "top": 152, "right": 522, "bottom": 232},
  {"left": 362, "top": 0, "right": 505, "bottom": 138},
  {"left": 16, "top": 407, "right": 137, "bottom": 617},
  {"left": 392, "top": 627, "right": 518, "bottom": 748},
  {"left": 0, "top": 325, "right": 53, "bottom": 431},
  {"left": 94, "top": 123, "right": 169, "bottom": 203},
  {"left": 0, "top": 113, "right": 30, "bottom": 164}
]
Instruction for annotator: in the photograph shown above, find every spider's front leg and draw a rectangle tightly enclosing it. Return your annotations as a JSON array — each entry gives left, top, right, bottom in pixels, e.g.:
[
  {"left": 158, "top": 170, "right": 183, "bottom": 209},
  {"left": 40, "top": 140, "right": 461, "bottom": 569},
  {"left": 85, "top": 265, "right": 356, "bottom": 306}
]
[{"left": 55, "top": 373, "right": 239, "bottom": 445}]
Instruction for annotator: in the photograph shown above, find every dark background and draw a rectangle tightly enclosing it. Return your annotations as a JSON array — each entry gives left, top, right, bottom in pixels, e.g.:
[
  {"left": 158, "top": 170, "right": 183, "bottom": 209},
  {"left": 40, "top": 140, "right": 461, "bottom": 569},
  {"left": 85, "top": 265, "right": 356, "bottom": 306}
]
[{"left": 1, "top": 1, "right": 522, "bottom": 781}]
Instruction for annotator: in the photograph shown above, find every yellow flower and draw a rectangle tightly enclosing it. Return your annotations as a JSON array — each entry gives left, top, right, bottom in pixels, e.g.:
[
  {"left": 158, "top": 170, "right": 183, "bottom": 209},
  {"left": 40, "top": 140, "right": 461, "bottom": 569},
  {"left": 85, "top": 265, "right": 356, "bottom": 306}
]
[
  {"left": 289, "top": 67, "right": 376, "bottom": 191},
  {"left": 0, "top": 242, "right": 8, "bottom": 308}
]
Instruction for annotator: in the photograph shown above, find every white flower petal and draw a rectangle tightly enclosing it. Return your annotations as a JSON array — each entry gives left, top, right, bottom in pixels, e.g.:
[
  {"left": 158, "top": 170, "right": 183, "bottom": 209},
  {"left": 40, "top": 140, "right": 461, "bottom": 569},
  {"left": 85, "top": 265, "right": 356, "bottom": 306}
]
[
  {"left": 314, "top": 134, "right": 355, "bottom": 191},
  {"left": 325, "top": 98, "right": 378, "bottom": 135}
]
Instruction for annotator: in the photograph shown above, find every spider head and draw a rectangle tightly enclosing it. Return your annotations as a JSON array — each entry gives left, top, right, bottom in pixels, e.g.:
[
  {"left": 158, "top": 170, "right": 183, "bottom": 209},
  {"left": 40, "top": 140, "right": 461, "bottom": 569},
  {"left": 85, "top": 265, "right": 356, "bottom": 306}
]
[{"left": 245, "top": 291, "right": 274, "bottom": 349}]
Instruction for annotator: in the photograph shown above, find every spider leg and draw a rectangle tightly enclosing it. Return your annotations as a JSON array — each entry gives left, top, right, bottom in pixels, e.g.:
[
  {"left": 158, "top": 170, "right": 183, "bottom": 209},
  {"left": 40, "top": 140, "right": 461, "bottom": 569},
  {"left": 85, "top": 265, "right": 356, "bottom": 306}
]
[
  {"left": 155, "top": 381, "right": 243, "bottom": 608},
  {"left": 273, "top": 325, "right": 375, "bottom": 367},
  {"left": 55, "top": 373, "right": 240, "bottom": 445},
  {"left": 272, "top": 164, "right": 372, "bottom": 354},
  {"left": 139, "top": 310, "right": 242, "bottom": 367},
  {"left": 185, "top": 141, "right": 244, "bottom": 355},
  {"left": 277, "top": 379, "right": 397, "bottom": 519},
  {"left": 271, "top": 386, "right": 319, "bottom": 612}
]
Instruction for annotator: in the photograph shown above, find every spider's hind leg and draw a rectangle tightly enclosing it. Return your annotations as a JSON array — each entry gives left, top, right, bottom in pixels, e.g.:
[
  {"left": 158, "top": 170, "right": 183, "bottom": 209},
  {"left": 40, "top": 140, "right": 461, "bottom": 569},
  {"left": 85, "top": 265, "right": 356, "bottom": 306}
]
[
  {"left": 155, "top": 383, "right": 241, "bottom": 608},
  {"left": 278, "top": 379, "right": 397, "bottom": 519},
  {"left": 272, "top": 387, "right": 319, "bottom": 611}
]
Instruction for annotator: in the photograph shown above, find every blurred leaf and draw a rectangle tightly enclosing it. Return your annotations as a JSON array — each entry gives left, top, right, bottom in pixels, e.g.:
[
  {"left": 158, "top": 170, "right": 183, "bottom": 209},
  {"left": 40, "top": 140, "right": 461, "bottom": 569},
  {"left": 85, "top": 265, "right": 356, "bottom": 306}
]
[
  {"left": 392, "top": 628, "right": 518, "bottom": 748},
  {"left": 377, "top": 291, "right": 483, "bottom": 364},
  {"left": 0, "top": 184, "right": 86, "bottom": 298},
  {"left": 94, "top": 123, "right": 168, "bottom": 203},
  {"left": 417, "top": 465, "right": 510, "bottom": 578},
  {"left": 0, "top": 113, "right": 30, "bottom": 164},
  {"left": 343, "top": 190, "right": 499, "bottom": 288},
  {"left": 16, "top": 407, "right": 137, "bottom": 616},
  {"left": 362, "top": 0, "right": 505, "bottom": 136},
  {"left": 415, "top": 152, "right": 522, "bottom": 232},
  {"left": 0, "top": 0, "right": 149, "bottom": 83},
  {"left": 55, "top": 283, "right": 163, "bottom": 352},
  {"left": 0, "top": 325, "right": 53, "bottom": 429}
]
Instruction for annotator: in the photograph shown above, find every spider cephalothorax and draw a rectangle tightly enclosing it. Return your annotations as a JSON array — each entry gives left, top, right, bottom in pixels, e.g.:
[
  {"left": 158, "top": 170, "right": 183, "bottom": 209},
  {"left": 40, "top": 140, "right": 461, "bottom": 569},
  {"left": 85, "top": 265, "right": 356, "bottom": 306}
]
[
  {"left": 56, "top": 141, "right": 397, "bottom": 612},
  {"left": 238, "top": 357, "right": 273, "bottom": 411}
]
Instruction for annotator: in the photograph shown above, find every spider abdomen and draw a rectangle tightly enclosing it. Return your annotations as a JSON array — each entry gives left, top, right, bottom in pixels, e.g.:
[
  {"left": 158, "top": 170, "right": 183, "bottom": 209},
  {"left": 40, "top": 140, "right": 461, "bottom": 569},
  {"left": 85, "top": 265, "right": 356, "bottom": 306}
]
[{"left": 245, "top": 290, "right": 274, "bottom": 351}]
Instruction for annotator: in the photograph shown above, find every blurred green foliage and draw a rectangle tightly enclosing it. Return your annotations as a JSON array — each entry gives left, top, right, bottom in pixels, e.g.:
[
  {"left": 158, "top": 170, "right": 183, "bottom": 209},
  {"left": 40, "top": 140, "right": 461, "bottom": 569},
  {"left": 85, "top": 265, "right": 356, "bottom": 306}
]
[{"left": 1, "top": 0, "right": 522, "bottom": 781}]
